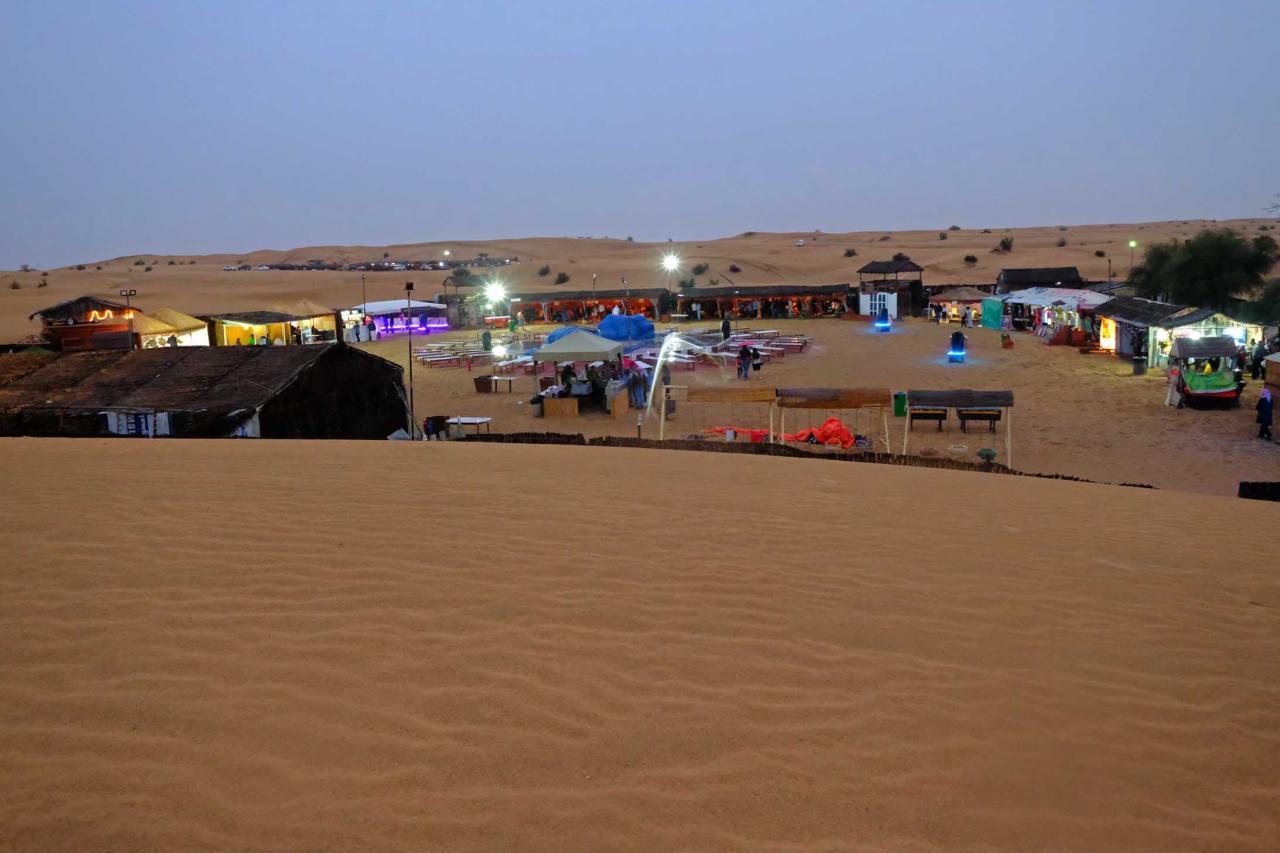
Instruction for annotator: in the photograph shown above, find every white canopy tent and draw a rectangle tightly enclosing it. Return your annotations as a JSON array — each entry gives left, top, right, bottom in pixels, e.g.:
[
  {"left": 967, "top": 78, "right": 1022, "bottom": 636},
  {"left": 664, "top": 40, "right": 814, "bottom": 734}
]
[
  {"left": 1000, "top": 287, "right": 1109, "bottom": 311},
  {"left": 348, "top": 299, "right": 446, "bottom": 315},
  {"left": 531, "top": 330, "right": 623, "bottom": 363}
]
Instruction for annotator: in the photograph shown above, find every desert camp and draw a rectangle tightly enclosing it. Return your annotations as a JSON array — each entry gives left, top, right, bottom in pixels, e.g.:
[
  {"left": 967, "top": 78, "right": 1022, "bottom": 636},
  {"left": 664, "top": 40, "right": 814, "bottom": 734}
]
[{"left": 3, "top": 4, "right": 1280, "bottom": 852}]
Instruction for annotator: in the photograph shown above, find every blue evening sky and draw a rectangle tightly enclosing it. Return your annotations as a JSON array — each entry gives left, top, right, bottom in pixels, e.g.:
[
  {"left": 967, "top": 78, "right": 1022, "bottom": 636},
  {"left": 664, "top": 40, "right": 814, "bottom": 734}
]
[{"left": 1, "top": 0, "right": 1276, "bottom": 268}]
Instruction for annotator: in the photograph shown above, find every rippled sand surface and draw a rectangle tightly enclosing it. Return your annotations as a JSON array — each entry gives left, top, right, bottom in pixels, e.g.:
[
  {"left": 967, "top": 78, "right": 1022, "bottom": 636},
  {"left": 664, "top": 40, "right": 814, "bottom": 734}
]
[{"left": 2, "top": 439, "right": 1279, "bottom": 851}]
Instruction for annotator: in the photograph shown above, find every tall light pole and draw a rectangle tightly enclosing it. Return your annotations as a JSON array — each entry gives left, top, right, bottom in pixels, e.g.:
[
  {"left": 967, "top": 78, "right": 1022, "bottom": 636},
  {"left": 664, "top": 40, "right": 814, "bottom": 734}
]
[
  {"left": 1128, "top": 240, "right": 1138, "bottom": 275},
  {"left": 361, "top": 273, "right": 367, "bottom": 311},
  {"left": 118, "top": 288, "right": 137, "bottom": 350},
  {"left": 405, "top": 281, "right": 416, "bottom": 437}
]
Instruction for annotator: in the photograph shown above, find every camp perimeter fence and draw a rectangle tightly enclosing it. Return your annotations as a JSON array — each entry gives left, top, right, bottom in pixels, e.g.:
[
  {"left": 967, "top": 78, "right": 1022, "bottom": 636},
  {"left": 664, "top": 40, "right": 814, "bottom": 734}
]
[{"left": 461, "top": 431, "right": 1161, "bottom": 490}]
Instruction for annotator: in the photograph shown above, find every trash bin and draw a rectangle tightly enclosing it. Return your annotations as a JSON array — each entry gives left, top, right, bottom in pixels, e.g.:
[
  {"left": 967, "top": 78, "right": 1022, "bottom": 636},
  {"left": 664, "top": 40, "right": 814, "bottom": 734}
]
[
  {"left": 893, "top": 392, "right": 907, "bottom": 417},
  {"left": 530, "top": 396, "right": 543, "bottom": 417},
  {"left": 1131, "top": 356, "right": 1147, "bottom": 376},
  {"left": 473, "top": 375, "right": 493, "bottom": 393}
]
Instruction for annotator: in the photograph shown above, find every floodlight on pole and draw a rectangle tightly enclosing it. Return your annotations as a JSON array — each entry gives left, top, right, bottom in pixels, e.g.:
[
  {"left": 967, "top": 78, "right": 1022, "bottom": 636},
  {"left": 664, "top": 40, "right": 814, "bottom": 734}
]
[
  {"left": 1128, "top": 239, "right": 1138, "bottom": 273},
  {"left": 405, "top": 281, "right": 416, "bottom": 438},
  {"left": 118, "top": 289, "right": 137, "bottom": 350},
  {"left": 483, "top": 281, "right": 507, "bottom": 308},
  {"left": 661, "top": 254, "right": 680, "bottom": 273}
]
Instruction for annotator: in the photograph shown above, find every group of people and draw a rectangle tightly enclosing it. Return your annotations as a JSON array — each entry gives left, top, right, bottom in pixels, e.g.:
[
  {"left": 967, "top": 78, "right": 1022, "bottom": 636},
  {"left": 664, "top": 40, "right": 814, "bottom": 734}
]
[
  {"left": 552, "top": 356, "right": 671, "bottom": 410},
  {"left": 928, "top": 303, "right": 975, "bottom": 326},
  {"left": 736, "top": 344, "right": 763, "bottom": 379}
]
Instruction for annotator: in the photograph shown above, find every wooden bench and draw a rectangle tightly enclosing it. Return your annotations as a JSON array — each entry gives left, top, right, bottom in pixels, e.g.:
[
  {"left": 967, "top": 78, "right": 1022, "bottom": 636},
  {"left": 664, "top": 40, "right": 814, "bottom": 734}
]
[
  {"left": 957, "top": 407, "right": 1001, "bottom": 433},
  {"left": 908, "top": 406, "right": 948, "bottom": 431},
  {"left": 422, "top": 354, "right": 463, "bottom": 368}
]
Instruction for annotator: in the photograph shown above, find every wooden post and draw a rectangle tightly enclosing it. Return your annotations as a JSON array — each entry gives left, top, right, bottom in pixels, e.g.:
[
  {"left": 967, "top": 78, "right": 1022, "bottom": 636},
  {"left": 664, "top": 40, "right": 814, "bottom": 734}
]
[
  {"left": 901, "top": 406, "right": 912, "bottom": 455},
  {"left": 1005, "top": 407, "right": 1013, "bottom": 469},
  {"left": 882, "top": 408, "right": 891, "bottom": 455},
  {"left": 769, "top": 400, "right": 776, "bottom": 443}
]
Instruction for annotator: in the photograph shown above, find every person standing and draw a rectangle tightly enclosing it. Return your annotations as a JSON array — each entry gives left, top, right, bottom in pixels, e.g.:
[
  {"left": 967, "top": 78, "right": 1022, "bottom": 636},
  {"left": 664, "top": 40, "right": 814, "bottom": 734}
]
[
  {"left": 721, "top": 316, "right": 732, "bottom": 342},
  {"left": 737, "top": 344, "right": 752, "bottom": 379},
  {"left": 1165, "top": 365, "right": 1183, "bottom": 409},
  {"left": 1251, "top": 340, "right": 1266, "bottom": 380},
  {"left": 1258, "top": 388, "right": 1273, "bottom": 440},
  {"left": 751, "top": 346, "right": 763, "bottom": 375},
  {"left": 692, "top": 301, "right": 702, "bottom": 321}
]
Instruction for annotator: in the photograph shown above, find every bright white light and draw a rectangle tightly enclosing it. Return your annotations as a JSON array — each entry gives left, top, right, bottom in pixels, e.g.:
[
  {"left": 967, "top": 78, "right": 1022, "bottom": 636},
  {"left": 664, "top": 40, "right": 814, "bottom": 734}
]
[
  {"left": 484, "top": 282, "right": 507, "bottom": 306},
  {"left": 661, "top": 254, "right": 680, "bottom": 273},
  {"left": 442, "top": 250, "right": 451, "bottom": 257},
  {"left": 492, "top": 344, "right": 509, "bottom": 357}
]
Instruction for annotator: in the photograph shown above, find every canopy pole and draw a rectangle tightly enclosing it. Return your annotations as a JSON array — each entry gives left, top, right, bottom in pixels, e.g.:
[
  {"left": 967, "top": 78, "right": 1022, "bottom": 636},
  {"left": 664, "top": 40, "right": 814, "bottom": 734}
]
[
  {"left": 659, "top": 386, "right": 667, "bottom": 441},
  {"left": 769, "top": 400, "right": 776, "bottom": 444},
  {"left": 1005, "top": 408, "right": 1013, "bottom": 469},
  {"left": 901, "top": 405, "right": 911, "bottom": 455},
  {"left": 883, "top": 408, "right": 891, "bottom": 455}
]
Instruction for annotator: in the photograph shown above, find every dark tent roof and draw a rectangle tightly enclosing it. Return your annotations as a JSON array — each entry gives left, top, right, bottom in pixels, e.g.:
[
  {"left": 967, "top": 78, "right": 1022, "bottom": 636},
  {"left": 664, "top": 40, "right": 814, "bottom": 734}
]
[
  {"left": 511, "top": 288, "right": 667, "bottom": 303},
  {"left": 1169, "top": 336, "right": 1239, "bottom": 360},
  {"left": 0, "top": 346, "right": 329, "bottom": 416},
  {"left": 677, "top": 284, "right": 850, "bottom": 298},
  {"left": 200, "top": 311, "right": 299, "bottom": 325},
  {"left": 1094, "top": 296, "right": 1188, "bottom": 327},
  {"left": 997, "top": 267, "right": 1083, "bottom": 286},
  {"left": 29, "top": 295, "right": 137, "bottom": 321},
  {"left": 1163, "top": 307, "right": 1229, "bottom": 328},
  {"left": 857, "top": 260, "right": 924, "bottom": 275}
]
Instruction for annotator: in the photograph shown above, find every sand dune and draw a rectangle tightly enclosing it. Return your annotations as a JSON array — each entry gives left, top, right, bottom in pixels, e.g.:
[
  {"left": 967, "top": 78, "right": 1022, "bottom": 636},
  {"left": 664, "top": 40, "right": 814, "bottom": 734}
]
[
  {"left": 2, "top": 438, "right": 1279, "bottom": 851},
  {"left": 3, "top": 218, "right": 1277, "bottom": 342}
]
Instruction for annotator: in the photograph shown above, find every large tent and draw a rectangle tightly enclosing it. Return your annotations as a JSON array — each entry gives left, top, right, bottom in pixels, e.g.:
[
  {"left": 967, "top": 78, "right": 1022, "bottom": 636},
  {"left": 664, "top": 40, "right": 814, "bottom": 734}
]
[
  {"left": 531, "top": 329, "right": 623, "bottom": 363},
  {"left": 150, "top": 308, "right": 210, "bottom": 346}
]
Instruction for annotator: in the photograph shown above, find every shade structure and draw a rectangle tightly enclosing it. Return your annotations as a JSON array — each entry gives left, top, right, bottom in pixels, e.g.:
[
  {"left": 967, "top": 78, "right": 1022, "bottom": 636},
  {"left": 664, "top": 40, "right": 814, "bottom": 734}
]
[
  {"left": 127, "top": 313, "right": 179, "bottom": 336},
  {"left": 1000, "top": 287, "right": 1108, "bottom": 310},
  {"left": 928, "top": 287, "right": 989, "bottom": 304},
  {"left": 531, "top": 329, "right": 623, "bottom": 363},
  {"left": 349, "top": 299, "right": 446, "bottom": 316},
  {"left": 273, "top": 298, "right": 337, "bottom": 319},
  {"left": 1169, "top": 336, "right": 1238, "bottom": 360},
  {"left": 150, "top": 307, "right": 207, "bottom": 332}
]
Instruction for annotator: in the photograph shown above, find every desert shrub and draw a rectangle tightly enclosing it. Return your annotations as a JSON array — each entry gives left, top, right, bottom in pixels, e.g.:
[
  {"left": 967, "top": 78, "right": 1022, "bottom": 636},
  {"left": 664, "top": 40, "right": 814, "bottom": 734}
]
[
  {"left": 37, "top": 279, "right": 47, "bottom": 288},
  {"left": 167, "top": 259, "right": 176, "bottom": 265},
  {"left": 1058, "top": 226, "right": 1068, "bottom": 231},
  {"left": 9, "top": 280, "right": 20, "bottom": 289},
  {"left": 892, "top": 252, "right": 910, "bottom": 262},
  {"left": 75, "top": 264, "right": 85, "bottom": 270},
  {"left": 878, "top": 235, "right": 891, "bottom": 241},
  {"left": 998, "top": 236, "right": 1014, "bottom": 252},
  {"left": 948, "top": 225, "right": 961, "bottom": 231},
  {"left": 1094, "top": 250, "right": 1106, "bottom": 257},
  {"left": 95, "top": 265, "right": 102, "bottom": 270},
  {"left": 537, "top": 265, "right": 550, "bottom": 276},
  {"left": 1260, "top": 225, "right": 1273, "bottom": 232},
  {"left": 692, "top": 262, "right": 709, "bottom": 275},
  {"left": 729, "top": 264, "right": 742, "bottom": 273},
  {"left": 626, "top": 236, "right": 634, "bottom": 241},
  {"left": 843, "top": 249, "right": 857, "bottom": 257},
  {"left": 938, "top": 232, "right": 947, "bottom": 241},
  {"left": 144, "top": 266, "right": 153, "bottom": 272},
  {"left": 963, "top": 255, "right": 978, "bottom": 265},
  {"left": 677, "top": 277, "right": 696, "bottom": 290},
  {"left": 554, "top": 271, "right": 570, "bottom": 284},
  {"left": 981, "top": 228, "right": 992, "bottom": 234},
  {"left": 134, "top": 259, "right": 145, "bottom": 266},
  {"left": 740, "top": 231, "right": 757, "bottom": 237},
  {"left": 1056, "top": 237, "right": 1068, "bottom": 247},
  {"left": 19, "top": 264, "right": 31, "bottom": 272},
  {"left": 189, "top": 259, "right": 197, "bottom": 264}
]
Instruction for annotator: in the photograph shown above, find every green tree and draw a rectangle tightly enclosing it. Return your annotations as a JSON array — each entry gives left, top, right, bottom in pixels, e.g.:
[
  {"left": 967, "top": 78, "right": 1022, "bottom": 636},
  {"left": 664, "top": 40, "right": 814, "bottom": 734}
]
[{"left": 1129, "top": 229, "right": 1278, "bottom": 310}]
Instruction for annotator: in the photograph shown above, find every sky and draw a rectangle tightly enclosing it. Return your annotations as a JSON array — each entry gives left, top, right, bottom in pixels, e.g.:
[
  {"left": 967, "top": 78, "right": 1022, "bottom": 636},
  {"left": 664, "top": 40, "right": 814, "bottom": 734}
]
[{"left": 1, "top": 0, "right": 1277, "bottom": 269}]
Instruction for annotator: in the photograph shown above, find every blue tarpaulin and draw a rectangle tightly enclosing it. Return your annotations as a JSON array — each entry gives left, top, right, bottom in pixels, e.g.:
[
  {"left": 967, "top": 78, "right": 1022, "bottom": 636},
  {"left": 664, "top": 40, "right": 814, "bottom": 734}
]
[
  {"left": 546, "top": 325, "right": 597, "bottom": 345},
  {"left": 596, "top": 313, "right": 655, "bottom": 342}
]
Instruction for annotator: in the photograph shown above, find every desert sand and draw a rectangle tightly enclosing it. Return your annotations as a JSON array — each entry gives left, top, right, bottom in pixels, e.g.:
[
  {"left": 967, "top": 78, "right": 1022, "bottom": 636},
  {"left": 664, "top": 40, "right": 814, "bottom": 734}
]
[
  {"left": 2, "top": 438, "right": 1279, "bottom": 851},
  {"left": 3, "top": 218, "right": 1278, "bottom": 342}
]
